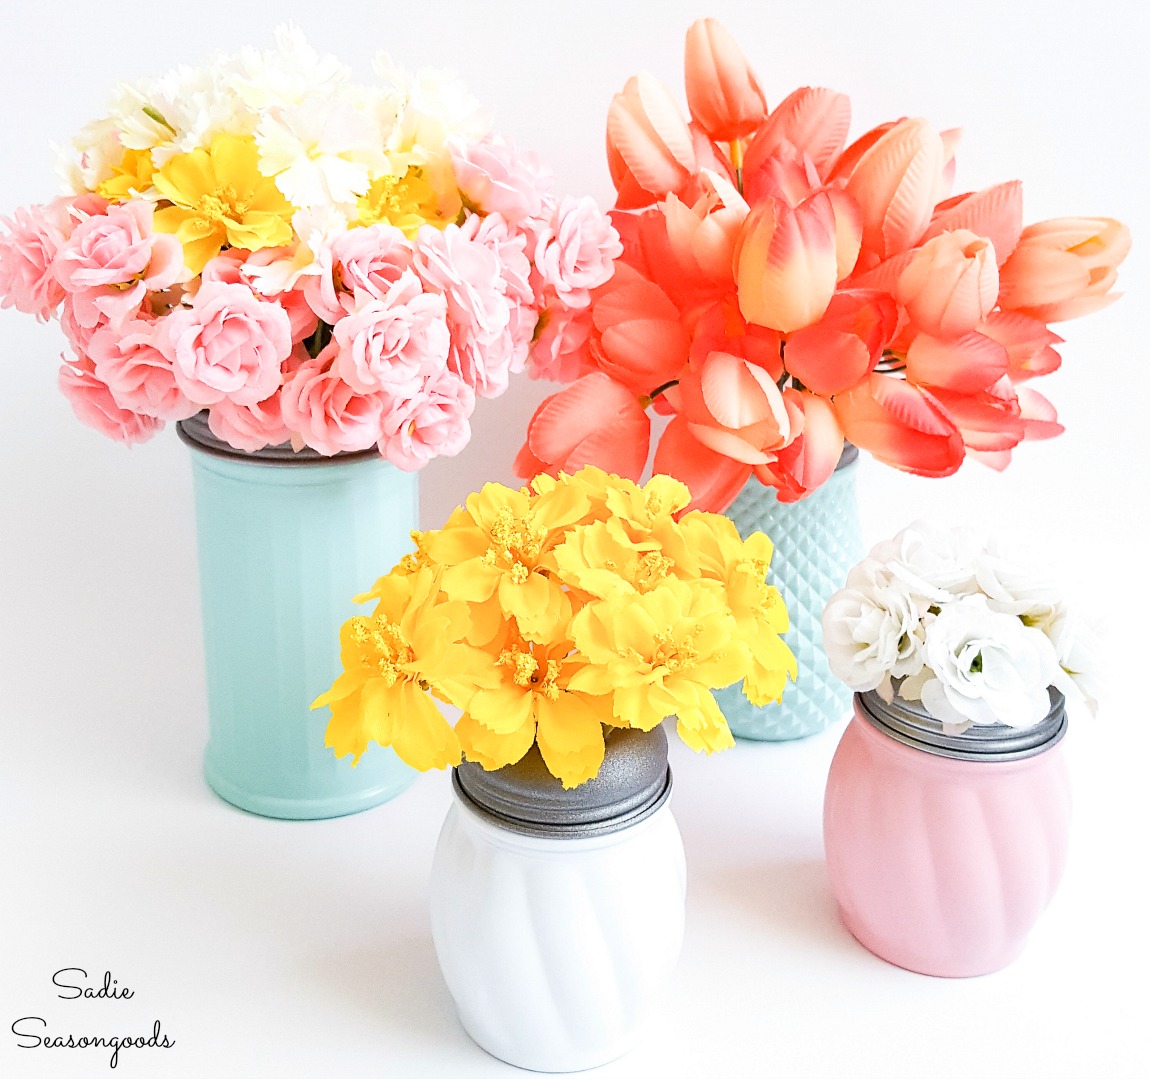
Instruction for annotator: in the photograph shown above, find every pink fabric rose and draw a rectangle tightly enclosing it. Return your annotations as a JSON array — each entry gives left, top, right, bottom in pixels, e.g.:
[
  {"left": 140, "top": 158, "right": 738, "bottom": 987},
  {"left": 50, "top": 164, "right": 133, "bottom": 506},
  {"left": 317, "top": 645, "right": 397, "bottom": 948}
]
[
  {"left": 158, "top": 281, "right": 292, "bottom": 407},
  {"left": 88, "top": 317, "right": 198, "bottom": 421},
  {"left": 306, "top": 223, "right": 415, "bottom": 323},
  {"left": 415, "top": 222, "right": 515, "bottom": 398},
  {"left": 533, "top": 195, "right": 623, "bottom": 309},
  {"left": 57, "top": 357, "right": 162, "bottom": 445},
  {"left": 378, "top": 369, "right": 476, "bottom": 470},
  {"left": 207, "top": 394, "right": 292, "bottom": 453},
  {"left": 204, "top": 250, "right": 319, "bottom": 345},
  {"left": 0, "top": 201, "right": 70, "bottom": 319},
  {"left": 54, "top": 200, "right": 185, "bottom": 330},
  {"left": 450, "top": 136, "right": 552, "bottom": 225},
  {"left": 526, "top": 305, "right": 596, "bottom": 382},
  {"left": 280, "top": 346, "right": 384, "bottom": 456},
  {"left": 331, "top": 271, "right": 450, "bottom": 394}
]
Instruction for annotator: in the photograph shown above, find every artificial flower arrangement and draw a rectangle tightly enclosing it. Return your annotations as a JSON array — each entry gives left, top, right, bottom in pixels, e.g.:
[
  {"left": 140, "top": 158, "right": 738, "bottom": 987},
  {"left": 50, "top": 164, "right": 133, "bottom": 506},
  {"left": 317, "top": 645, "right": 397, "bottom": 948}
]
[
  {"left": 515, "top": 18, "right": 1130, "bottom": 509},
  {"left": 312, "top": 466, "right": 796, "bottom": 787},
  {"left": 0, "top": 26, "right": 621, "bottom": 466},
  {"left": 822, "top": 521, "right": 1096, "bottom": 731}
]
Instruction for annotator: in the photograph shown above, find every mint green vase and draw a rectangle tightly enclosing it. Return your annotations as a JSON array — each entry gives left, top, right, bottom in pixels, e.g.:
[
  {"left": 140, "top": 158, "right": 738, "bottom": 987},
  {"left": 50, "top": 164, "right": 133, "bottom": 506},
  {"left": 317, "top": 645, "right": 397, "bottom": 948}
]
[
  {"left": 715, "top": 447, "right": 864, "bottom": 741},
  {"left": 178, "top": 415, "right": 416, "bottom": 819}
]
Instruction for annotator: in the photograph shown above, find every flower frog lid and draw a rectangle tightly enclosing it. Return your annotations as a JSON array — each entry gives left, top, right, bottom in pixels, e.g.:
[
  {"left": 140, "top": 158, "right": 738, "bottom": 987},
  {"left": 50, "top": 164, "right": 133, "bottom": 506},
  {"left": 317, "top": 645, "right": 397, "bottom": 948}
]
[
  {"left": 453, "top": 725, "right": 672, "bottom": 838},
  {"left": 857, "top": 685, "right": 1067, "bottom": 762}
]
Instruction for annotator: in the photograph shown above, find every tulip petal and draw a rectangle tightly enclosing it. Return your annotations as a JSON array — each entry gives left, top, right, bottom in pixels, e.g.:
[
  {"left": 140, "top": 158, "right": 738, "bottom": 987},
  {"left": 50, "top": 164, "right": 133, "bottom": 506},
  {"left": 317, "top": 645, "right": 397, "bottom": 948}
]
[
  {"left": 744, "top": 87, "right": 852, "bottom": 180},
  {"left": 924, "top": 181, "right": 1024, "bottom": 264},
  {"left": 905, "top": 332, "right": 1009, "bottom": 393},
  {"left": 653, "top": 415, "right": 753, "bottom": 512},
  {"left": 1016, "top": 386, "right": 1064, "bottom": 441},
  {"left": 834, "top": 374, "right": 964, "bottom": 477},
  {"left": 755, "top": 391, "right": 844, "bottom": 500}
]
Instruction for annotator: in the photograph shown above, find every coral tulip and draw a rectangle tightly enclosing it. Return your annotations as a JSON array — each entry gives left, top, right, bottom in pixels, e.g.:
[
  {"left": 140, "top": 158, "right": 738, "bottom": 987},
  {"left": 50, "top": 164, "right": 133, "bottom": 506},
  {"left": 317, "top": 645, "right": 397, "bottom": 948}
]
[
  {"left": 589, "top": 263, "right": 690, "bottom": 394},
  {"left": 515, "top": 371, "right": 651, "bottom": 482},
  {"left": 744, "top": 87, "right": 852, "bottom": 183},
  {"left": 927, "top": 376, "right": 1023, "bottom": 453},
  {"left": 684, "top": 18, "right": 768, "bottom": 143},
  {"left": 653, "top": 414, "right": 752, "bottom": 513},
  {"left": 736, "top": 191, "right": 839, "bottom": 334},
  {"left": 607, "top": 72, "right": 697, "bottom": 210},
  {"left": 844, "top": 118, "right": 945, "bottom": 269},
  {"left": 922, "top": 182, "right": 1024, "bottom": 265},
  {"left": 754, "top": 390, "right": 845, "bottom": 502},
  {"left": 678, "top": 349, "right": 791, "bottom": 464},
  {"left": 904, "top": 331, "right": 1009, "bottom": 394},
  {"left": 833, "top": 374, "right": 964, "bottom": 477},
  {"left": 978, "top": 310, "right": 1063, "bottom": 381},
  {"left": 998, "top": 217, "right": 1131, "bottom": 322},
  {"left": 896, "top": 229, "right": 999, "bottom": 338},
  {"left": 660, "top": 169, "right": 749, "bottom": 287},
  {"left": 784, "top": 288, "right": 896, "bottom": 395}
]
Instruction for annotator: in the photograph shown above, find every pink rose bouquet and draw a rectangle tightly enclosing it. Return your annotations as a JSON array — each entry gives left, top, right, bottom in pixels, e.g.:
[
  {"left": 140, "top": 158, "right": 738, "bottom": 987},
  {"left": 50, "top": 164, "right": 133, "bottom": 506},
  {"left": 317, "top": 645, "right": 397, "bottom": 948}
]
[
  {"left": 0, "top": 27, "right": 621, "bottom": 466},
  {"left": 515, "top": 18, "right": 1130, "bottom": 509}
]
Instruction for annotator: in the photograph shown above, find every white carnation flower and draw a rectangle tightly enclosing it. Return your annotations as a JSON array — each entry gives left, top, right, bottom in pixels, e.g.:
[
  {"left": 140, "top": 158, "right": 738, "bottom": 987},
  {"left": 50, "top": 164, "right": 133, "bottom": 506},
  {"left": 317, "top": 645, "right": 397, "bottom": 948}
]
[
  {"left": 229, "top": 24, "right": 351, "bottom": 111},
  {"left": 918, "top": 594, "right": 1060, "bottom": 730},
  {"left": 256, "top": 90, "right": 387, "bottom": 209}
]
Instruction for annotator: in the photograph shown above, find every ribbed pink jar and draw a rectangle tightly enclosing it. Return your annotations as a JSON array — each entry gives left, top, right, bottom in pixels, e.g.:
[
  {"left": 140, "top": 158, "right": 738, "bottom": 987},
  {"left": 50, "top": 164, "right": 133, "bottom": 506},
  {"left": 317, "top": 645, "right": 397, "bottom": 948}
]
[{"left": 823, "top": 689, "right": 1071, "bottom": 977}]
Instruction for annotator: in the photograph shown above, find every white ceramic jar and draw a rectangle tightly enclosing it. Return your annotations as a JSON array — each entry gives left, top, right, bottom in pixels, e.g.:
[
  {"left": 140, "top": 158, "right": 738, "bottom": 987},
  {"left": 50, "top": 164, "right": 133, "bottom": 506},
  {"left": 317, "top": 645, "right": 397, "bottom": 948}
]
[{"left": 429, "top": 726, "right": 686, "bottom": 1073}]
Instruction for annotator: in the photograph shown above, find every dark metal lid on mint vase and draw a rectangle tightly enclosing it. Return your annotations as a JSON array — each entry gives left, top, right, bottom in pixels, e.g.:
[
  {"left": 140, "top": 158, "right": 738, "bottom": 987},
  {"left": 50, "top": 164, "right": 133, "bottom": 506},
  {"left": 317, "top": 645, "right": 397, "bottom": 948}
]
[
  {"left": 857, "top": 686, "right": 1067, "bottom": 762},
  {"left": 175, "top": 410, "right": 379, "bottom": 466},
  {"left": 453, "top": 725, "right": 672, "bottom": 839}
]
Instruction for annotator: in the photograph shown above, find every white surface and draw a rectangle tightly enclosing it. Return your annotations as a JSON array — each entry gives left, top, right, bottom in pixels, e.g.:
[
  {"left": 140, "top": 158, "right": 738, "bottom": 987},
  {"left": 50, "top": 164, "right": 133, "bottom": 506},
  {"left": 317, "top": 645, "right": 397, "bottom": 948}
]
[{"left": 1, "top": 1, "right": 1147, "bottom": 1076}]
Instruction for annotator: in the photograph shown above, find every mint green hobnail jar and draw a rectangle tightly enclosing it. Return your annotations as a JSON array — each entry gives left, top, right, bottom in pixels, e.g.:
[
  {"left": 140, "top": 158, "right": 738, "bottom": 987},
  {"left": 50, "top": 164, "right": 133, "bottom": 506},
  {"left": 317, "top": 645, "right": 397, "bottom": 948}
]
[
  {"left": 178, "top": 413, "right": 416, "bottom": 819},
  {"left": 714, "top": 446, "right": 864, "bottom": 741}
]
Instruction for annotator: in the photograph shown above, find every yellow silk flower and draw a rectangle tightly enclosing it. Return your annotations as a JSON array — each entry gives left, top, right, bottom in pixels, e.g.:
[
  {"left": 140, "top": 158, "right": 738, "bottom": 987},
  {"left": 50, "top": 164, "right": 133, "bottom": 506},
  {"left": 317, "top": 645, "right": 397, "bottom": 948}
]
[
  {"left": 312, "top": 567, "right": 496, "bottom": 771},
  {"left": 152, "top": 133, "right": 296, "bottom": 275},
  {"left": 315, "top": 468, "right": 796, "bottom": 787},
  {"left": 568, "top": 576, "right": 746, "bottom": 753}
]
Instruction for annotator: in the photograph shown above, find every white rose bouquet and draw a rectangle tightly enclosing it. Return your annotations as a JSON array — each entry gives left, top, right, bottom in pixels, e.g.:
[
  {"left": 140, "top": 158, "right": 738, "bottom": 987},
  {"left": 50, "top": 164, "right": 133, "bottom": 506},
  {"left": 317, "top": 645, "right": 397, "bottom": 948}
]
[{"left": 822, "top": 522, "right": 1097, "bottom": 732}]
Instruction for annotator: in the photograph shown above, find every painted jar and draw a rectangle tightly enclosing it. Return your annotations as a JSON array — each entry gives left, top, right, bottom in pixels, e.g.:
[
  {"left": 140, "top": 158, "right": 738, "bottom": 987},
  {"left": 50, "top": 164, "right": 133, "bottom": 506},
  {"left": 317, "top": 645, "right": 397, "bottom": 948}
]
[
  {"left": 823, "top": 688, "right": 1071, "bottom": 977},
  {"left": 429, "top": 726, "right": 686, "bottom": 1072}
]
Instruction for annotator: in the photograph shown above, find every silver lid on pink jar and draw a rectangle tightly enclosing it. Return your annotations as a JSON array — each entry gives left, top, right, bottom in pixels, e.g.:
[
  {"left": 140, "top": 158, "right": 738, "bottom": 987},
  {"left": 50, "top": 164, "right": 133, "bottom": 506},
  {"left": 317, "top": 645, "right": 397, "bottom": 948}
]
[{"left": 856, "top": 687, "right": 1066, "bottom": 762}]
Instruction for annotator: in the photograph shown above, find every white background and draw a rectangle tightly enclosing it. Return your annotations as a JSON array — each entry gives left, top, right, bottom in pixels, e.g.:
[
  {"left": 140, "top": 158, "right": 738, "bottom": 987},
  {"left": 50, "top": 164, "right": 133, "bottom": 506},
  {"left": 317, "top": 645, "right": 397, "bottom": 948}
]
[{"left": 1, "top": 1, "right": 1147, "bottom": 1076}]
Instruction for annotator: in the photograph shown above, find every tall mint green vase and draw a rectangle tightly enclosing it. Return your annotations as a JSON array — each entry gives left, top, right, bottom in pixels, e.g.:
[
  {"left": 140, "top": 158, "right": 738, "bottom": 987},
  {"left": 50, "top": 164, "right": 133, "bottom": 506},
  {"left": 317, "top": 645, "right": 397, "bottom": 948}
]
[
  {"left": 178, "top": 414, "right": 416, "bottom": 819},
  {"left": 715, "top": 446, "right": 864, "bottom": 741}
]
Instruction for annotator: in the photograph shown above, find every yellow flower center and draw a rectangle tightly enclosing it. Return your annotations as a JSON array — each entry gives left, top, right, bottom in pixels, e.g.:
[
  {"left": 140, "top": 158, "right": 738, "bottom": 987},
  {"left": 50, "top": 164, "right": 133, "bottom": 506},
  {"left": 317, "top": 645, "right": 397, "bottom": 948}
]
[
  {"left": 350, "top": 614, "right": 414, "bottom": 687},
  {"left": 499, "top": 647, "right": 539, "bottom": 687},
  {"left": 649, "top": 629, "right": 701, "bottom": 674},
  {"left": 355, "top": 168, "right": 450, "bottom": 238},
  {"left": 197, "top": 187, "right": 250, "bottom": 226},
  {"left": 635, "top": 552, "right": 674, "bottom": 591},
  {"left": 482, "top": 507, "right": 546, "bottom": 585}
]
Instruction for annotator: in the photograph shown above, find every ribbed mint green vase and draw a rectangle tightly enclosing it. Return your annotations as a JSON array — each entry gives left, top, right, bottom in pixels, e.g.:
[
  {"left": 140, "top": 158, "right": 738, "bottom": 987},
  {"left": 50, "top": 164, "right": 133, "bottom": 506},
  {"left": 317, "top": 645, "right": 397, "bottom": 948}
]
[
  {"left": 178, "top": 414, "right": 416, "bottom": 819},
  {"left": 715, "top": 447, "right": 864, "bottom": 741}
]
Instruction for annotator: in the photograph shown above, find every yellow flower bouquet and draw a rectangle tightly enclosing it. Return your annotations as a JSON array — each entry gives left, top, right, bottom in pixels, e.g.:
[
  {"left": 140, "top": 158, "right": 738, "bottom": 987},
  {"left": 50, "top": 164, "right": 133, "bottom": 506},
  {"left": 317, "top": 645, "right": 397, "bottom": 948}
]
[{"left": 313, "top": 467, "right": 796, "bottom": 787}]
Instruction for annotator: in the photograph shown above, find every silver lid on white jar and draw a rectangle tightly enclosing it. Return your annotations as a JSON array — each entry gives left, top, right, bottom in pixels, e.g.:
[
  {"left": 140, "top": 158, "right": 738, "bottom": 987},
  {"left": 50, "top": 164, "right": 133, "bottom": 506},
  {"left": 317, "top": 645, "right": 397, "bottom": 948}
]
[
  {"left": 856, "top": 687, "right": 1067, "bottom": 761},
  {"left": 453, "top": 725, "right": 672, "bottom": 838}
]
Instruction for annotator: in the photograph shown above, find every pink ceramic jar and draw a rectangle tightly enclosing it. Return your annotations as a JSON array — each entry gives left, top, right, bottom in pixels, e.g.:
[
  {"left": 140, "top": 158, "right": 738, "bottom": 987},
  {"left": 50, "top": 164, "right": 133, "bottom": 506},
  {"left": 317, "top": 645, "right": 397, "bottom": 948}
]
[{"left": 823, "top": 689, "right": 1071, "bottom": 978}]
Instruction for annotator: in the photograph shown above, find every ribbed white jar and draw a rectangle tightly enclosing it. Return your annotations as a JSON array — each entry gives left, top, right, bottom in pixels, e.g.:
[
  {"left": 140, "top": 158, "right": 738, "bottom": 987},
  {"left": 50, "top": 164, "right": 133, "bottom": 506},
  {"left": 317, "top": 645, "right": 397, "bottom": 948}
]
[{"left": 429, "top": 730, "right": 686, "bottom": 1072}]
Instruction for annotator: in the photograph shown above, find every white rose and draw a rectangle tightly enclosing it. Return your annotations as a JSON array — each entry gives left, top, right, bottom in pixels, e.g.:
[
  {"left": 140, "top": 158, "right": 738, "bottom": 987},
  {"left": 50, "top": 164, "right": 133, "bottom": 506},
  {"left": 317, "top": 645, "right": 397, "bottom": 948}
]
[
  {"left": 974, "top": 534, "right": 1063, "bottom": 623},
  {"left": 823, "top": 581, "right": 929, "bottom": 693},
  {"left": 1045, "top": 606, "right": 1101, "bottom": 717},
  {"left": 918, "top": 594, "right": 1060, "bottom": 730},
  {"left": 856, "top": 520, "right": 983, "bottom": 603}
]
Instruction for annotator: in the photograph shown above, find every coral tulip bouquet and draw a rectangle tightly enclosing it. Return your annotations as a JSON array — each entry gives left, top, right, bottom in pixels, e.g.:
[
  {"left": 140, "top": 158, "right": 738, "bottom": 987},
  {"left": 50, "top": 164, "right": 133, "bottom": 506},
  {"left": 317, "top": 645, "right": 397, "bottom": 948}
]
[
  {"left": 823, "top": 521, "right": 1097, "bottom": 731},
  {"left": 313, "top": 467, "right": 796, "bottom": 787},
  {"left": 516, "top": 18, "right": 1130, "bottom": 509},
  {"left": 0, "top": 26, "right": 621, "bottom": 467}
]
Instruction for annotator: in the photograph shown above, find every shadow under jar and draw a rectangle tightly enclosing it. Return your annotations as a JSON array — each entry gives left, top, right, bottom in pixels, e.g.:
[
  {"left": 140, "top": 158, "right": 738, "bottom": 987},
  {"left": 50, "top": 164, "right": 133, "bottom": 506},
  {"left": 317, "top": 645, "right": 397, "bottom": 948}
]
[{"left": 823, "top": 687, "right": 1071, "bottom": 977}]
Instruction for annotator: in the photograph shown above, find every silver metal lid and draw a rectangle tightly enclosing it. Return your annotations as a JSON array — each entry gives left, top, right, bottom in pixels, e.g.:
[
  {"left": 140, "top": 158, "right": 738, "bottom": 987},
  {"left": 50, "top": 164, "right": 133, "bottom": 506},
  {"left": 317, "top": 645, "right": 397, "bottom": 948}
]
[
  {"left": 857, "top": 687, "right": 1067, "bottom": 761},
  {"left": 175, "top": 411, "right": 379, "bottom": 466},
  {"left": 453, "top": 725, "right": 672, "bottom": 838}
]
